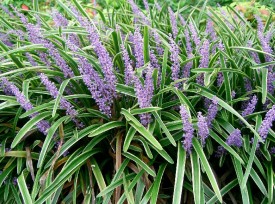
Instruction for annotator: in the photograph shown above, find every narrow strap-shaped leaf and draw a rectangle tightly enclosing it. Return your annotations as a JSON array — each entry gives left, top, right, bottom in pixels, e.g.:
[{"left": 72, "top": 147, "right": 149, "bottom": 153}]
[
  {"left": 90, "top": 157, "right": 107, "bottom": 192},
  {"left": 207, "top": 179, "right": 238, "bottom": 204},
  {"left": 191, "top": 150, "right": 201, "bottom": 204},
  {"left": 52, "top": 79, "right": 70, "bottom": 117},
  {"left": 123, "top": 152, "right": 156, "bottom": 177},
  {"left": 121, "top": 109, "right": 163, "bottom": 150},
  {"left": 267, "top": 162, "right": 274, "bottom": 203},
  {"left": 37, "top": 116, "right": 70, "bottom": 168},
  {"left": 261, "top": 68, "right": 268, "bottom": 104},
  {"left": 172, "top": 143, "right": 186, "bottom": 204},
  {"left": 89, "top": 121, "right": 124, "bottom": 137},
  {"left": 150, "top": 164, "right": 167, "bottom": 204},
  {"left": 193, "top": 139, "right": 222, "bottom": 202},
  {"left": 18, "top": 173, "right": 33, "bottom": 204},
  {"left": 123, "top": 127, "right": 136, "bottom": 152},
  {"left": 11, "top": 111, "right": 52, "bottom": 148},
  {"left": 143, "top": 26, "right": 150, "bottom": 64},
  {"left": 152, "top": 111, "right": 176, "bottom": 146},
  {"left": 232, "top": 157, "right": 250, "bottom": 204},
  {"left": 34, "top": 150, "right": 99, "bottom": 204}
]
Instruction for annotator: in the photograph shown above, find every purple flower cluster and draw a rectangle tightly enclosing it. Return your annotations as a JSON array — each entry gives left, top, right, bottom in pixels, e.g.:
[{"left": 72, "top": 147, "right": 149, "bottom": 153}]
[
  {"left": 0, "top": 5, "right": 14, "bottom": 18},
  {"left": 1, "top": 78, "right": 50, "bottom": 135},
  {"left": 52, "top": 9, "right": 68, "bottom": 27},
  {"left": 242, "top": 95, "right": 257, "bottom": 117},
  {"left": 207, "top": 96, "right": 219, "bottom": 127},
  {"left": 196, "top": 40, "right": 210, "bottom": 85},
  {"left": 128, "top": 0, "right": 150, "bottom": 25},
  {"left": 121, "top": 44, "right": 134, "bottom": 85},
  {"left": 77, "top": 55, "right": 113, "bottom": 117},
  {"left": 258, "top": 105, "right": 275, "bottom": 141},
  {"left": 226, "top": 129, "right": 243, "bottom": 147},
  {"left": 39, "top": 73, "right": 83, "bottom": 128},
  {"left": 72, "top": 8, "right": 116, "bottom": 102},
  {"left": 247, "top": 40, "right": 261, "bottom": 64},
  {"left": 169, "top": 36, "right": 180, "bottom": 86},
  {"left": 188, "top": 22, "right": 201, "bottom": 48},
  {"left": 152, "top": 30, "right": 163, "bottom": 55},
  {"left": 180, "top": 105, "right": 194, "bottom": 154},
  {"left": 168, "top": 7, "right": 178, "bottom": 39},
  {"left": 197, "top": 112, "right": 209, "bottom": 145},
  {"left": 26, "top": 53, "right": 38, "bottom": 66},
  {"left": 134, "top": 65, "right": 154, "bottom": 126},
  {"left": 143, "top": 0, "right": 149, "bottom": 11},
  {"left": 133, "top": 27, "right": 144, "bottom": 68}
]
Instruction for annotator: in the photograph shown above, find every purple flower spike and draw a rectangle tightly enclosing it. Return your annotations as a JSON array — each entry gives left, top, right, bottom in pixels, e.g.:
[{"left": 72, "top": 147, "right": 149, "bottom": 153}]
[
  {"left": 242, "top": 95, "right": 257, "bottom": 117},
  {"left": 134, "top": 65, "right": 154, "bottom": 127},
  {"left": 207, "top": 96, "right": 219, "bottom": 127},
  {"left": 52, "top": 9, "right": 68, "bottom": 27},
  {"left": 197, "top": 40, "right": 210, "bottom": 85},
  {"left": 1, "top": 78, "right": 50, "bottom": 135},
  {"left": 168, "top": 7, "right": 178, "bottom": 39},
  {"left": 152, "top": 30, "right": 163, "bottom": 55},
  {"left": 39, "top": 73, "right": 83, "bottom": 128},
  {"left": 258, "top": 105, "right": 275, "bottom": 141},
  {"left": 143, "top": 0, "right": 149, "bottom": 11},
  {"left": 121, "top": 44, "right": 134, "bottom": 85},
  {"left": 188, "top": 22, "right": 201, "bottom": 48},
  {"left": 169, "top": 36, "right": 180, "bottom": 87},
  {"left": 180, "top": 105, "right": 194, "bottom": 154},
  {"left": 0, "top": 5, "right": 15, "bottom": 18},
  {"left": 128, "top": 0, "right": 150, "bottom": 25},
  {"left": 197, "top": 112, "right": 209, "bottom": 145},
  {"left": 226, "top": 129, "right": 243, "bottom": 147},
  {"left": 133, "top": 27, "right": 144, "bottom": 68}
]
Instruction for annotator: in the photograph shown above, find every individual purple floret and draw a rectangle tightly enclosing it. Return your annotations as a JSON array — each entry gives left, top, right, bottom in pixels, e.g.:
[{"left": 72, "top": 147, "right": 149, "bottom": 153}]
[
  {"left": 121, "top": 44, "right": 134, "bottom": 85},
  {"left": 197, "top": 112, "right": 209, "bottom": 145},
  {"left": 1, "top": 78, "right": 50, "bottom": 135},
  {"left": 134, "top": 65, "right": 154, "bottom": 126},
  {"left": 226, "top": 129, "right": 243, "bottom": 147},
  {"left": 258, "top": 105, "right": 275, "bottom": 141},
  {"left": 269, "top": 147, "right": 275, "bottom": 155},
  {"left": 168, "top": 7, "right": 178, "bottom": 39},
  {"left": 133, "top": 27, "right": 144, "bottom": 68},
  {"left": 244, "top": 78, "right": 252, "bottom": 92},
  {"left": 215, "top": 145, "right": 227, "bottom": 157},
  {"left": 231, "top": 90, "right": 236, "bottom": 99},
  {"left": 242, "top": 95, "right": 257, "bottom": 117},
  {"left": 207, "top": 96, "right": 219, "bottom": 127},
  {"left": 180, "top": 105, "right": 194, "bottom": 154},
  {"left": 169, "top": 36, "right": 180, "bottom": 87},
  {"left": 52, "top": 9, "right": 68, "bottom": 27}
]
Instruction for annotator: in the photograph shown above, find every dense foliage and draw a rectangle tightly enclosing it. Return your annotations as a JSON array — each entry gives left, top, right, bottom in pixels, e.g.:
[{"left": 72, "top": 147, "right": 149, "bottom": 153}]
[{"left": 0, "top": 0, "right": 274, "bottom": 203}]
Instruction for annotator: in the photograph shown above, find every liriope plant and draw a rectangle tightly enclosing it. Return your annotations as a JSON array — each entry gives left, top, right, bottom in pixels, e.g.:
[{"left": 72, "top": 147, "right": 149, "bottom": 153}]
[{"left": 0, "top": 0, "right": 274, "bottom": 203}]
